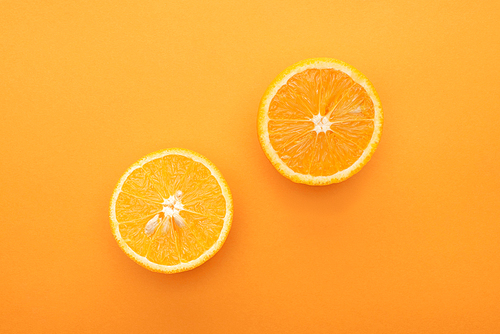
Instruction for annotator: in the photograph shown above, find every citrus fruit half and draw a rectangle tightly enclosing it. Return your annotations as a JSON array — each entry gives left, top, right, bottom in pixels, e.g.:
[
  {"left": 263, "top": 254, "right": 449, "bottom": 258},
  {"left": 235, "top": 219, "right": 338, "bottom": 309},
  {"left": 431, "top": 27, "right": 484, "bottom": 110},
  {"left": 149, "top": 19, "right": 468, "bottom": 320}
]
[
  {"left": 258, "top": 58, "right": 383, "bottom": 185},
  {"left": 109, "top": 148, "right": 233, "bottom": 273}
]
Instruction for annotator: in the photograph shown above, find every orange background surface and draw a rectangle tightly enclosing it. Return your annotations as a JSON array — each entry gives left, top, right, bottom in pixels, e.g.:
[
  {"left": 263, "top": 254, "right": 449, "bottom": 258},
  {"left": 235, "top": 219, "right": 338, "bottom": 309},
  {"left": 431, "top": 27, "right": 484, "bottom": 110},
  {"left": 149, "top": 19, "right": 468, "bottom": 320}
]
[{"left": 1, "top": 1, "right": 500, "bottom": 333}]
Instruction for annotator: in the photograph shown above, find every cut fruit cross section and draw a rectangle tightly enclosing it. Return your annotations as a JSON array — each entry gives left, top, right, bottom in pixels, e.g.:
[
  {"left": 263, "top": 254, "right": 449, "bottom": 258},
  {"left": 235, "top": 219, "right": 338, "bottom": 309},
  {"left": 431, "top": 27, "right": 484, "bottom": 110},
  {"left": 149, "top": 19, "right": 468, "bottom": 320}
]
[
  {"left": 109, "top": 148, "right": 233, "bottom": 273},
  {"left": 258, "top": 58, "right": 383, "bottom": 185}
]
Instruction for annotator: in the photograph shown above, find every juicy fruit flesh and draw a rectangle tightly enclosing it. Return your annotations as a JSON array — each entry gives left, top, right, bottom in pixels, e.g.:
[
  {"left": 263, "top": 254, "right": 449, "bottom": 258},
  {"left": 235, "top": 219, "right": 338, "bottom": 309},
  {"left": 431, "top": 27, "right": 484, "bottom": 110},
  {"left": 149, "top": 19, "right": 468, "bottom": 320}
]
[
  {"left": 115, "top": 155, "right": 226, "bottom": 266},
  {"left": 268, "top": 69, "right": 375, "bottom": 176}
]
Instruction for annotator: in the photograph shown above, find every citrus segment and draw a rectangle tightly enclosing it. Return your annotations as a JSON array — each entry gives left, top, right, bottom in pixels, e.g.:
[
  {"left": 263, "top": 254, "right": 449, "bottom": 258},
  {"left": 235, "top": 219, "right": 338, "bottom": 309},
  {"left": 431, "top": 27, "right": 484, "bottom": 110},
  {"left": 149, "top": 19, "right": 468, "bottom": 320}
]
[
  {"left": 115, "top": 193, "right": 162, "bottom": 223},
  {"left": 258, "top": 58, "right": 383, "bottom": 185},
  {"left": 143, "top": 219, "right": 180, "bottom": 265},
  {"left": 120, "top": 167, "right": 164, "bottom": 203},
  {"left": 180, "top": 211, "right": 224, "bottom": 248},
  {"left": 110, "top": 148, "right": 233, "bottom": 273}
]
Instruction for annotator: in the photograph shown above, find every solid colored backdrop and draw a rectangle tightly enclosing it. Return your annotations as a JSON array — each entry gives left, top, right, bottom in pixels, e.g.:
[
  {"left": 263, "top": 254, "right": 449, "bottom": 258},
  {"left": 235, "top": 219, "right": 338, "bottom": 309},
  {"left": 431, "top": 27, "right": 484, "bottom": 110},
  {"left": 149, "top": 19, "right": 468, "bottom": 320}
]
[{"left": 1, "top": 1, "right": 499, "bottom": 333}]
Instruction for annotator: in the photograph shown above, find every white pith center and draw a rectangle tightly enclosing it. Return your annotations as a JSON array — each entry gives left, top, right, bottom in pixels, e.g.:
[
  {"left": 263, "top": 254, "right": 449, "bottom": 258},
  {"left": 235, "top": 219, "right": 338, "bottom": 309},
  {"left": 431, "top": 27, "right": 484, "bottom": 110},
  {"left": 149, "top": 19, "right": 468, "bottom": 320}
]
[
  {"left": 311, "top": 113, "right": 333, "bottom": 133},
  {"left": 162, "top": 194, "right": 185, "bottom": 216},
  {"left": 144, "top": 190, "right": 186, "bottom": 236}
]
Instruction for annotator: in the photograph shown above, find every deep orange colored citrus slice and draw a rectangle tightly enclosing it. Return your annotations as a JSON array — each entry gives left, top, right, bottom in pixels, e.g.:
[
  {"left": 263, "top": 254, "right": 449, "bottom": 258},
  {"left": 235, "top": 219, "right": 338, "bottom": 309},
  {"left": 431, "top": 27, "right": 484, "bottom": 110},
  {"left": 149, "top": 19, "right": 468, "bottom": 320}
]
[{"left": 258, "top": 58, "right": 383, "bottom": 185}]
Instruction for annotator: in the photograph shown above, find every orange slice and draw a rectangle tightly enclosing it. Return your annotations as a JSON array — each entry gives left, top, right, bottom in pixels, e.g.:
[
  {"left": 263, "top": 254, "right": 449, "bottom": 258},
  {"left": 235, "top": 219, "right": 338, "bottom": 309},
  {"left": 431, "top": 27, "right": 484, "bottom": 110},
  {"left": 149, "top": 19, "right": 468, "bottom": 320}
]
[
  {"left": 258, "top": 58, "right": 383, "bottom": 185},
  {"left": 109, "top": 148, "right": 233, "bottom": 273}
]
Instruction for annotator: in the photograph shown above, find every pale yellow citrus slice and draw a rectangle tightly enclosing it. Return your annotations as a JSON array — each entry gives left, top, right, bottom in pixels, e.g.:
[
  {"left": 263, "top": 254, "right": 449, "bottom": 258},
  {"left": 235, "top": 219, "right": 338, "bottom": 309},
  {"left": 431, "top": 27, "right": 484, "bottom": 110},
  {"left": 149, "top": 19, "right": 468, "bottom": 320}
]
[
  {"left": 109, "top": 148, "right": 233, "bottom": 273},
  {"left": 258, "top": 58, "right": 383, "bottom": 185}
]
